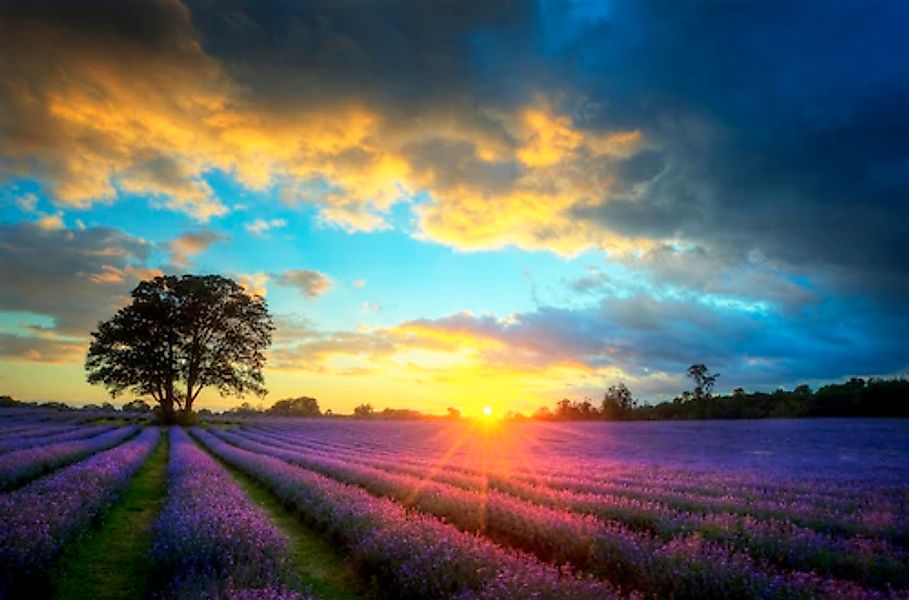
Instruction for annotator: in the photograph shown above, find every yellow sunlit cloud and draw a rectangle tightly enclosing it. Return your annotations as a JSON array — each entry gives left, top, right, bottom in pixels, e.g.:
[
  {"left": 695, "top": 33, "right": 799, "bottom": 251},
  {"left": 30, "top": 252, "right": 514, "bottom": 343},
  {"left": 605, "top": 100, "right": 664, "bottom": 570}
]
[{"left": 2, "top": 12, "right": 656, "bottom": 256}]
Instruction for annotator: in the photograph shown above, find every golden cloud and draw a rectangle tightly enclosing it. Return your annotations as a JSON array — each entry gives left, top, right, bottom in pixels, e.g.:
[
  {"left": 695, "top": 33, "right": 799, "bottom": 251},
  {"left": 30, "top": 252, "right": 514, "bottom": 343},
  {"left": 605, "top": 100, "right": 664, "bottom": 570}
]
[
  {"left": 1, "top": 2, "right": 653, "bottom": 255},
  {"left": 264, "top": 311, "right": 626, "bottom": 413}
]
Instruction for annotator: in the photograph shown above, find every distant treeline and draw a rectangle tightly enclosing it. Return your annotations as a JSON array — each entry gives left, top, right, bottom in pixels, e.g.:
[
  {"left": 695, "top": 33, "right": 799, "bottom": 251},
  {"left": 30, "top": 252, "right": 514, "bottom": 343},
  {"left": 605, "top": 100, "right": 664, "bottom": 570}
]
[
  {"left": 527, "top": 376, "right": 909, "bottom": 421},
  {"left": 218, "top": 398, "right": 438, "bottom": 420},
  {"left": 0, "top": 394, "right": 434, "bottom": 420},
  {"left": 3, "top": 374, "right": 906, "bottom": 420}
]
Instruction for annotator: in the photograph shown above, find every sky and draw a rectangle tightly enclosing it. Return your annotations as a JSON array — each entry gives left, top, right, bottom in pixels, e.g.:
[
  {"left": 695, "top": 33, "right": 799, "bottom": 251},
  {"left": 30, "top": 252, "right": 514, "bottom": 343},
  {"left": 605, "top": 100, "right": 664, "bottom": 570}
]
[{"left": 1, "top": 0, "right": 907, "bottom": 415}]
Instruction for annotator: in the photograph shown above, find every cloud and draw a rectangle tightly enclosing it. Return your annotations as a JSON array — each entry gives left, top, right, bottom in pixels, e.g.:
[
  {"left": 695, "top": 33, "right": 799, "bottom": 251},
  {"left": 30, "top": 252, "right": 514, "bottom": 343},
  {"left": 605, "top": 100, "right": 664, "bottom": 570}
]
[
  {"left": 267, "top": 282, "right": 909, "bottom": 402},
  {"left": 352, "top": 278, "right": 367, "bottom": 288},
  {"left": 0, "top": 0, "right": 230, "bottom": 220},
  {"left": 0, "top": 332, "right": 85, "bottom": 363},
  {"left": 273, "top": 269, "right": 332, "bottom": 300},
  {"left": 558, "top": 1, "right": 909, "bottom": 305},
  {"left": 2, "top": 0, "right": 908, "bottom": 394},
  {"left": 2, "top": 0, "right": 906, "bottom": 287},
  {"left": 35, "top": 211, "right": 64, "bottom": 230},
  {"left": 15, "top": 193, "right": 38, "bottom": 212},
  {"left": 0, "top": 0, "right": 649, "bottom": 254},
  {"left": 244, "top": 218, "right": 287, "bottom": 236},
  {"left": 360, "top": 301, "right": 381, "bottom": 315},
  {"left": 165, "top": 230, "right": 225, "bottom": 267},
  {"left": 0, "top": 221, "right": 155, "bottom": 362},
  {"left": 235, "top": 272, "right": 268, "bottom": 297}
]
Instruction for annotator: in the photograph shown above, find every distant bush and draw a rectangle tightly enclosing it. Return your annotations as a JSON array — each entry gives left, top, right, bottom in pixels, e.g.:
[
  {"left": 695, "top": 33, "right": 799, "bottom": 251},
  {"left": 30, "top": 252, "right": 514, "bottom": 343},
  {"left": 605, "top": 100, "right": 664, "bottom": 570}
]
[
  {"left": 266, "top": 396, "right": 321, "bottom": 417},
  {"left": 0, "top": 395, "right": 19, "bottom": 408},
  {"left": 122, "top": 399, "right": 152, "bottom": 413}
]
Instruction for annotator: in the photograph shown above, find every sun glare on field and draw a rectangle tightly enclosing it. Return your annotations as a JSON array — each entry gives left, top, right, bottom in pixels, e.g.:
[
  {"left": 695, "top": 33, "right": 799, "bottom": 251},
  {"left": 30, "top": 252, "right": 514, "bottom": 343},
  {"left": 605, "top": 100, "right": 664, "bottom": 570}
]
[{"left": 482, "top": 406, "right": 493, "bottom": 417}]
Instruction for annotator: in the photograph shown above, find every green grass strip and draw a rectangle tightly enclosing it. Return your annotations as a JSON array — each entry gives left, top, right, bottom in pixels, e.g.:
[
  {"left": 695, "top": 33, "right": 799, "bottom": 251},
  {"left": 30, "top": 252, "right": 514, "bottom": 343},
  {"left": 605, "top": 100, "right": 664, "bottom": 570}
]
[
  {"left": 216, "top": 449, "right": 371, "bottom": 600},
  {"left": 52, "top": 429, "right": 169, "bottom": 600}
]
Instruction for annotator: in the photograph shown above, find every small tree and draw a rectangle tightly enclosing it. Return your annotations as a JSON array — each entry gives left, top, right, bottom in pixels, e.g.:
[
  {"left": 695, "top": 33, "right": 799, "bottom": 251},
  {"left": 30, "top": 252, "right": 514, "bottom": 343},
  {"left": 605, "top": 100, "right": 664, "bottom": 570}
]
[
  {"left": 602, "top": 382, "right": 636, "bottom": 420},
  {"left": 686, "top": 363, "right": 720, "bottom": 401},
  {"left": 533, "top": 406, "right": 553, "bottom": 420},
  {"left": 85, "top": 274, "right": 274, "bottom": 423},
  {"left": 267, "top": 396, "right": 321, "bottom": 417},
  {"left": 353, "top": 403, "right": 374, "bottom": 418}
]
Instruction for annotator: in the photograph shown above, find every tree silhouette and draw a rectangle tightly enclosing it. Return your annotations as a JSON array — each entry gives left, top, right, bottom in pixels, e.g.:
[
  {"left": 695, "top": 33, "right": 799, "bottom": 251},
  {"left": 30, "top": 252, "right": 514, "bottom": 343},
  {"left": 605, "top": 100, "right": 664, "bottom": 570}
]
[
  {"left": 686, "top": 363, "right": 720, "bottom": 401},
  {"left": 602, "top": 382, "right": 636, "bottom": 419},
  {"left": 122, "top": 399, "right": 152, "bottom": 413},
  {"left": 267, "top": 396, "right": 321, "bottom": 417},
  {"left": 353, "top": 403, "right": 374, "bottom": 417},
  {"left": 85, "top": 274, "right": 273, "bottom": 422}
]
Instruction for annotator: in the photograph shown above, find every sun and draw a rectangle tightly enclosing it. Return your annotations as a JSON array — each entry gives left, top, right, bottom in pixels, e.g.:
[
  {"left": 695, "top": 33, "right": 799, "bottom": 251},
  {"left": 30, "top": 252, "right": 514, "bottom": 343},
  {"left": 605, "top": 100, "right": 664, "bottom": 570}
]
[{"left": 482, "top": 406, "right": 493, "bottom": 417}]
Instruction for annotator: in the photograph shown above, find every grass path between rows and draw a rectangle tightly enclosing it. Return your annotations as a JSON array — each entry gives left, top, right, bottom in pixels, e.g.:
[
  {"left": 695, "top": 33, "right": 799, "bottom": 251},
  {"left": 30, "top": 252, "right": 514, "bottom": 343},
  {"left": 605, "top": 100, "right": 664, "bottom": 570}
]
[
  {"left": 217, "top": 451, "right": 372, "bottom": 600},
  {"left": 52, "top": 429, "right": 168, "bottom": 600}
]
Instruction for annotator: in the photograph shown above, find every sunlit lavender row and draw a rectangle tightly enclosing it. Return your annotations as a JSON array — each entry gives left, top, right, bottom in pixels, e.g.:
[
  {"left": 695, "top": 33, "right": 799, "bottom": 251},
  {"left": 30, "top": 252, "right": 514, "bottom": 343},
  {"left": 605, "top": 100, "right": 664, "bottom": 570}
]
[
  {"left": 234, "top": 425, "right": 909, "bottom": 588},
  {"left": 192, "top": 427, "right": 623, "bottom": 600},
  {"left": 211, "top": 426, "right": 903, "bottom": 598},
  {"left": 151, "top": 427, "right": 298, "bottom": 599}
]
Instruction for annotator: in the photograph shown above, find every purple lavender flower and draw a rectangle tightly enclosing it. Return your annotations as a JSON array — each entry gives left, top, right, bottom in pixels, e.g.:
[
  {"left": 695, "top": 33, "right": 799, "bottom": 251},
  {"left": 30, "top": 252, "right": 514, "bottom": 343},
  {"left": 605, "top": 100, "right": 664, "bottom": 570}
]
[
  {"left": 193, "top": 427, "right": 624, "bottom": 600},
  {"left": 150, "top": 427, "right": 293, "bottom": 599},
  {"left": 0, "top": 426, "right": 160, "bottom": 596},
  {"left": 0, "top": 425, "right": 140, "bottom": 490}
]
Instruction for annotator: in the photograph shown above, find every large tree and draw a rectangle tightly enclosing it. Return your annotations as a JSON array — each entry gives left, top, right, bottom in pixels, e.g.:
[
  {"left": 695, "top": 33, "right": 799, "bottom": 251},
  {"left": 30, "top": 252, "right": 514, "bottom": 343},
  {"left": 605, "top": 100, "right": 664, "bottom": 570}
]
[{"left": 85, "top": 274, "right": 274, "bottom": 422}]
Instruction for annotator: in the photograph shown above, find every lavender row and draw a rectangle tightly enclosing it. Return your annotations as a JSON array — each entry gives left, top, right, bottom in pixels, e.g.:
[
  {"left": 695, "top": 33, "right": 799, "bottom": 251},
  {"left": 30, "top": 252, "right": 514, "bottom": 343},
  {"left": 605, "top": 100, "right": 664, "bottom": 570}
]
[
  {"left": 221, "top": 428, "right": 890, "bottom": 600},
  {"left": 256, "top": 423, "right": 902, "bottom": 507},
  {"left": 151, "top": 427, "right": 299, "bottom": 599},
  {"left": 243, "top": 424, "right": 856, "bottom": 505},
  {"left": 281, "top": 432, "right": 908, "bottom": 589},
  {"left": 192, "top": 428, "right": 623, "bottom": 600},
  {"left": 250, "top": 422, "right": 906, "bottom": 506},
  {"left": 0, "top": 426, "right": 160, "bottom": 596},
  {"left": 0, "top": 425, "right": 116, "bottom": 455},
  {"left": 0, "top": 424, "right": 75, "bottom": 443},
  {"left": 0, "top": 425, "right": 140, "bottom": 490},
  {"left": 254, "top": 426, "right": 907, "bottom": 544}
]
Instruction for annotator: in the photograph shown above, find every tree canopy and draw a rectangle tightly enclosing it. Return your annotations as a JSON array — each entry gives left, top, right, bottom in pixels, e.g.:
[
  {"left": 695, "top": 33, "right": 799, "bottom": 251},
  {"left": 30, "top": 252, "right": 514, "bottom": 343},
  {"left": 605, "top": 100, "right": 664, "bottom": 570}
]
[
  {"left": 85, "top": 274, "right": 274, "bottom": 422},
  {"left": 266, "top": 396, "right": 321, "bottom": 417}
]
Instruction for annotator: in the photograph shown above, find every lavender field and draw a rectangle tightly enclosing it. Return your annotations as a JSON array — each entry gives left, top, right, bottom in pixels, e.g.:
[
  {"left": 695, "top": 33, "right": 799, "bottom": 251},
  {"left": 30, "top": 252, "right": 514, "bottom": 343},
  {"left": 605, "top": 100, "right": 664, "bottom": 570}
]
[{"left": 1, "top": 409, "right": 907, "bottom": 599}]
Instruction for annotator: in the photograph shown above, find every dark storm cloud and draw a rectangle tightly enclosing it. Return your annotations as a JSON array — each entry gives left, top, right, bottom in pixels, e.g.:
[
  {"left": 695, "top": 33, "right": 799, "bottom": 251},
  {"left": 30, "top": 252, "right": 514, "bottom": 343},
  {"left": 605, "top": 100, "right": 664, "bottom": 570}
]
[
  {"left": 562, "top": 1, "right": 909, "bottom": 302},
  {"left": 4, "top": 0, "right": 906, "bottom": 287},
  {"left": 0, "top": 0, "right": 195, "bottom": 48},
  {"left": 178, "top": 0, "right": 909, "bottom": 303},
  {"left": 183, "top": 0, "right": 541, "bottom": 111}
]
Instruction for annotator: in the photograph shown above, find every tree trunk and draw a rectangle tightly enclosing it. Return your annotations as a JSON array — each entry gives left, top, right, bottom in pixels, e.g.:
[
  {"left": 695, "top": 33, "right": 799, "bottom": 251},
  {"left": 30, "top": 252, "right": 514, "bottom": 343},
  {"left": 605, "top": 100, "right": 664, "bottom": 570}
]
[{"left": 160, "top": 383, "right": 176, "bottom": 424}]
